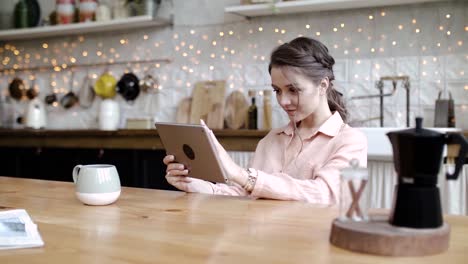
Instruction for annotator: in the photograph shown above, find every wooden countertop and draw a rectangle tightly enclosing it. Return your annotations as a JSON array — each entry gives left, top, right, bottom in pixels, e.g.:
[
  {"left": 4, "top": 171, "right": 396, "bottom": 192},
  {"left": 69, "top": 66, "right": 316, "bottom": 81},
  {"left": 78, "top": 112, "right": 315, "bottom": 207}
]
[
  {"left": 1, "top": 177, "right": 467, "bottom": 263},
  {"left": 0, "top": 128, "right": 268, "bottom": 151}
]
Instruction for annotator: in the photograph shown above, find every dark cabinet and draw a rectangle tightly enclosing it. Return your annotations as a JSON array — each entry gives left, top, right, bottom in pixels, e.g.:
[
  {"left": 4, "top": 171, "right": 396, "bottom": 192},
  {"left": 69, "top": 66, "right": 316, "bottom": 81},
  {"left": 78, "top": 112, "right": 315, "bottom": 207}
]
[{"left": 0, "top": 147, "right": 177, "bottom": 191}]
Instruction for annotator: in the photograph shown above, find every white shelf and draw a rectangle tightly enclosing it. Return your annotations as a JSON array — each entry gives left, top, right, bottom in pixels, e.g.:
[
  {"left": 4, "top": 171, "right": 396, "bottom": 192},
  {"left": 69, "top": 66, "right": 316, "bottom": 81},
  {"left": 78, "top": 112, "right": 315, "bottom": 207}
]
[
  {"left": 225, "top": 0, "right": 447, "bottom": 17},
  {"left": 0, "top": 15, "right": 171, "bottom": 41}
]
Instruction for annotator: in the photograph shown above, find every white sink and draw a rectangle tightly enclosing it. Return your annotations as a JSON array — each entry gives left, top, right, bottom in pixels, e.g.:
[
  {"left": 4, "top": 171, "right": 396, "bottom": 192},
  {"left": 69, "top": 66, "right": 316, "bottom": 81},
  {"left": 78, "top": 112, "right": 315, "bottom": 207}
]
[{"left": 358, "top": 127, "right": 462, "bottom": 161}]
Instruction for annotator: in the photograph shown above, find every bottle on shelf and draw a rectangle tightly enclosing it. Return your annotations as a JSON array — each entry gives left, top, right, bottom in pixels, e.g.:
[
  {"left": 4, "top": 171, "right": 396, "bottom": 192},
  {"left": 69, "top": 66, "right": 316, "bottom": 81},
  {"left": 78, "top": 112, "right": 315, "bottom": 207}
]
[
  {"left": 263, "top": 89, "right": 272, "bottom": 130},
  {"left": 247, "top": 90, "right": 258, "bottom": 130}
]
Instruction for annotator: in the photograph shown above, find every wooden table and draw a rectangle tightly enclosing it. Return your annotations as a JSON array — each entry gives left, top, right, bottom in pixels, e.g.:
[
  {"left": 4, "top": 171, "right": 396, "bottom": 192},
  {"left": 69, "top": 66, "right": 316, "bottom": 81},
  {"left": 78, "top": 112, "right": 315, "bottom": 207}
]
[{"left": 0, "top": 177, "right": 467, "bottom": 263}]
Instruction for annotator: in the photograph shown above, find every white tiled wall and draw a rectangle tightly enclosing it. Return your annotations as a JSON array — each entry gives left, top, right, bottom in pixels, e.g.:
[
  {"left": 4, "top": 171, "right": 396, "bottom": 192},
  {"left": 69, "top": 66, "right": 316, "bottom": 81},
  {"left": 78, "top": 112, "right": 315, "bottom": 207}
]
[{"left": 1, "top": 0, "right": 466, "bottom": 129}]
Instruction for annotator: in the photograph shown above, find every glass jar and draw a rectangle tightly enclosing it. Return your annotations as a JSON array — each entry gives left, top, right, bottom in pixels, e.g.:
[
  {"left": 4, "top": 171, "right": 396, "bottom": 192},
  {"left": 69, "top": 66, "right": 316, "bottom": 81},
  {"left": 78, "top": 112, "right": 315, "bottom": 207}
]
[{"left": 339, "top": 159, "right": 369, "bottom": 222}]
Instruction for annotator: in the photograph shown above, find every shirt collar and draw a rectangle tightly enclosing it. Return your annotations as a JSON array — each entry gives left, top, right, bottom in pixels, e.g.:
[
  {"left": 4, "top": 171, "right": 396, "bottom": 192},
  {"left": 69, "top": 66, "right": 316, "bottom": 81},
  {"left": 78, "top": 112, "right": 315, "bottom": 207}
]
[{"left": 276, "top": 112, "right": 344, "bottom": 138}]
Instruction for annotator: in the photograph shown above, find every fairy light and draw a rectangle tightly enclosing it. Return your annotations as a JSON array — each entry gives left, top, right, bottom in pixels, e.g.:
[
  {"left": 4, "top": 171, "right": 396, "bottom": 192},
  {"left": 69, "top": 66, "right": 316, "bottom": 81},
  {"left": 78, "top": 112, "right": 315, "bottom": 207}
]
[
  {"left": 439, "top": 26, "right": 444, "bottom": 31},
  {"left": 190, "top": 29, "right": 195, "bottom": 35},
  {"left": 369, "top": 15, "right": 374, "bottom": 20},
  {"left": 415, "top": 28, "right": 420, "bottom": 33},
  {"left": 202, "top": 35, "right": 208, "bottom": 40},
  {"left": 275, "top": 28, "right": 279, "bottom": 33},
  {"left": 173, "top": 33, "right": 178, "bottom": 39},
  {"left": 258, "top": 27, "right": 263, "bottom": 32},
  {"left": 210, "top": 53, "right": 215, "bottom": 58},
  {"left": 437, "top": 43, "right": 441, "bottom": 47},
  {"left": 371, "top": 48, "right": 375, "bottom": 53},
  {"left": 344, "top": 50, "right": 348, "bottom": 55},
  {"left": 219, "top": 31, "right": 224, "bottom": 36},
  {"left": 209, "top": 65, "right": 214, "bottom": 70},
  {"left": 381, "top": 11, "right": 386, "bottom": 16},
  {"left": 412, "top": 19, "right": 416, "bottom": 24},
  {"left": 78, "top": 36, "right": 84, "bottom": 42},
  {"left": 358, "top": 28, "right": 363, "bottom": 32},
  {"left": 354, "top": 47, "right": 360, "bottom": 53},
  {"left": 182, "top": 52, "right": 188, "bottom": 57},
  {"left": 281, "top": 29, "right": 286, "bottom": 34},
  {"left": 316, "top": 31, "right": 320, "bottom": 36},
  {"left": 446, "top": 14, "right": 451, "bottom": 19},
  {"left": 423, "top": 60, "right": 427, "bottom": 65},
  {"left": 189, "top": 45, "right": 194, "bottom": 50},
  {"left": 212, "top": 41, "right": 217, "bottom": 46},
  {"left": 42, "top": 43, "right": 48, "bottom": 49},
  {"left": 333, "top": 27, "right": 338, "bottom": 32},
  {"left": 82, "top": 51, "right": 88, "bottom": 57},
  {"left": 333, "top": 44, "right": 339, "bottom": 49},
  {"left": 305, "top": 24, "right": 310, "bottom": 29},
  {"left": 143, "top": 35, "right": 148, "bottom": 40},
  {"left": 230, "top": 50, "right": 235, "bottom": 54},
  {"left": 229, "top": 30, "right": 234, "bottom": 35},
  {"left": 120, "top": 39, "right": 125, "bottom": 44},
  {"left": 458, "top": 41, "right": 463, "bottom": 46},
  {"left": 180, "top": 41, "right": 186, "bottom": 47},
  {"left": 340, "top": 23, "right": 345, "bottom": 28},
  {"left": 392, "top": 41, "right": 397, "bottom": 46},
  {"left": 446, "top": 31, "right": 451, "bottom": 35},
  {"left": 96, "top": 51, "right": 102, "bottom": 56},
  {"left": 356, "top": 60, "right": 361, "bottom": 64},
  {"left": 196, "top": 50, "right": 201, "bottom": 55}
]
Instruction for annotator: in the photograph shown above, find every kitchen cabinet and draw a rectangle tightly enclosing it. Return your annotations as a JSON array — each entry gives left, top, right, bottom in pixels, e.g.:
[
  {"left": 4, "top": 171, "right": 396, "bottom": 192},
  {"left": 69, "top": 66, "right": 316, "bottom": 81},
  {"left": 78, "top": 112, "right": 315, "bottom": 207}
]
[
  {"left": 225, "top": 0, "right": 448, "bottom": 18},
  {"left": 0, "top": 15, "right": 171, "bottom": 41},
  {"left": 0, "top": 146, "right": 176, "bottom": 191}
]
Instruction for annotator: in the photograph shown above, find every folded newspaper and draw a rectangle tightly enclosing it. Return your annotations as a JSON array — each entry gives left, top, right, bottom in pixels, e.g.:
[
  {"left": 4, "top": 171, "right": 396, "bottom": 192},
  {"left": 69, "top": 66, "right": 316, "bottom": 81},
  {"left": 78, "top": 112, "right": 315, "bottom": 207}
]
[{"left": 0, "top": 209, "right": 44, "bottom": 250}]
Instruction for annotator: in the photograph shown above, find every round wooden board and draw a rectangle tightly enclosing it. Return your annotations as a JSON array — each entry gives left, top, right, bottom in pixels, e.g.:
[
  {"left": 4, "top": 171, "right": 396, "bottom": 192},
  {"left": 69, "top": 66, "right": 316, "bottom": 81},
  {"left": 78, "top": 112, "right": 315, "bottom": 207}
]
[{"left": 329, "top": 214, "right": 450, "bottom": 256}]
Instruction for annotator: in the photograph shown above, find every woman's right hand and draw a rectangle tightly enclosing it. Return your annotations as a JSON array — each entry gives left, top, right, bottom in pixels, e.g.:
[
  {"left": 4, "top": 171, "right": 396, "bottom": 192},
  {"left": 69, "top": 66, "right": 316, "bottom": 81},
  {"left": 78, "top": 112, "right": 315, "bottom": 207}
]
[{"left": 163, "top": 155, "right": 214, "bottom": 194}]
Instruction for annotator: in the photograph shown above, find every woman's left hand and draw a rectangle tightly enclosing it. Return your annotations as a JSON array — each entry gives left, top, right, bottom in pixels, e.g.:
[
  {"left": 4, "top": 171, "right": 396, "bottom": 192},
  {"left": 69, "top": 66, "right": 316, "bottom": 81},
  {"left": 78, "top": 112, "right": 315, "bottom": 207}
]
[{"left": 201, "top": 120, "right": 247, "bottom": 185}]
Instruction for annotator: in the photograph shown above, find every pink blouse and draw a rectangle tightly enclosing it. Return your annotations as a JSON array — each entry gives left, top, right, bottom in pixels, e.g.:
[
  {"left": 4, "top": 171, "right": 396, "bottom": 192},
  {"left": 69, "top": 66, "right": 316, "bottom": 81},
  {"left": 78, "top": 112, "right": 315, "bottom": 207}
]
[{"left": 211, "top": 112, "right": 368, "bottom": 205}]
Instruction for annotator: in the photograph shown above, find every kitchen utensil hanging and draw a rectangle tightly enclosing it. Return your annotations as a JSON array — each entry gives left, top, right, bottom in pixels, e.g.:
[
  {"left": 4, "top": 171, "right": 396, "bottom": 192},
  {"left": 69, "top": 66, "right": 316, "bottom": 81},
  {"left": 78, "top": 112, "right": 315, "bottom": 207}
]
[
  {"left": 77, "top": 68, "right": 95, "bottom": 108},
  {"left": 44, "top": 74, "right": 58, "bottom": 106},
  {"left": 434, "top": 90, "right": 455, "bottom": 128},
  {"left": 117, "top": 71, "right": 140, "bottom": 102},
  {"left": 9, "top": 77, "right": 27, "bottom": 100},
  {"left": 94, "top": 68, "right": 117, "bottom": 99},
  {"left": 26, "top": 74, "right": 39, "bottom": 100},
  {"left": 139, "top": 68, "right": 160, "bottom": 94},
  {"left": 60, "top": 70, "right": 79, "bottom": 109}
]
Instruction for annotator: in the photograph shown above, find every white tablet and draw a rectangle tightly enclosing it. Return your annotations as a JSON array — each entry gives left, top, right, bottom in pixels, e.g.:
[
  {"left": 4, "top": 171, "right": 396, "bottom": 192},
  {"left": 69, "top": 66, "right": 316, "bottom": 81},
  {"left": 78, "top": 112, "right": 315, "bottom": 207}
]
[{"left": 155, "top": 122, "right": 227, "bottom": 183}]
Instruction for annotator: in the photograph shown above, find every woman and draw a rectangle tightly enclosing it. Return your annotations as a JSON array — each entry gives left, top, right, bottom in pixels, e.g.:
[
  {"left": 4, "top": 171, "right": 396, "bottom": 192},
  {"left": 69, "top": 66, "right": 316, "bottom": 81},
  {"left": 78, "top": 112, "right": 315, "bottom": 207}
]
[{"left": 163, "top": 37, "right": 367, "bottom": 205}]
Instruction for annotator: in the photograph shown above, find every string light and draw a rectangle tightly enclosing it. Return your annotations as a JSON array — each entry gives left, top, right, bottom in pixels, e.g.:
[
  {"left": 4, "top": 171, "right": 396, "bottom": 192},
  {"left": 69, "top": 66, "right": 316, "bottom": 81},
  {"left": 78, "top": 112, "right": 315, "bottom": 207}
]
[
  {"left": 369, "top": 15, "right": 374, "bottom": 20},
  {"left": 315, "top": 31, "right": 320, "bottom": 36},
  {"left": 305, "top": 24, "right": 310, "bottom": 29},
  {"left": 258, "top": 27, "right": 263, "bottom": 32},
  {"left": 445, "top": 14, "right": 450, "bottom": 19},
  {"left": 42, "top": 43, "right": 48, "bottom": 49},
  {"left": 398, "top": 25, "right": 403, "bottom": 30}
]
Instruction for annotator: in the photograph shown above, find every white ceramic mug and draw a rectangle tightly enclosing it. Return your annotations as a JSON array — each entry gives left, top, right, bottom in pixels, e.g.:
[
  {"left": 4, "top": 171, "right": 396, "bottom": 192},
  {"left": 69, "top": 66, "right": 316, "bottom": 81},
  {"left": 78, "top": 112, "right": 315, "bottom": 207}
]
[{"left": 72, "top": 164, "right": 121, "bottom": 205}]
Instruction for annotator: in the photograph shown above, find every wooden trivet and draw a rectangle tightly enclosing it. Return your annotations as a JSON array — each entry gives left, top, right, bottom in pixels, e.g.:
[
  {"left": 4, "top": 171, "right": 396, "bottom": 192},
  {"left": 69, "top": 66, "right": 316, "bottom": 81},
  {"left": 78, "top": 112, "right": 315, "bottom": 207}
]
[{"left": 329, "top": 214, "right": 450, "bottom": 256}]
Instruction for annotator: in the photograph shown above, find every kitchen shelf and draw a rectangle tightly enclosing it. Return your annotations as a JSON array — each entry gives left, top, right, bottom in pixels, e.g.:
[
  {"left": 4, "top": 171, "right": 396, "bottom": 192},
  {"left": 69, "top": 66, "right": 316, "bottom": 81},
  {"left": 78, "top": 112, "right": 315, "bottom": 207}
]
[
  {"left": 0, "top": 15, "right": 171, "bottom": 41},
  {"left": 225, "top": 0, "right": 447, "bottom": 18}
]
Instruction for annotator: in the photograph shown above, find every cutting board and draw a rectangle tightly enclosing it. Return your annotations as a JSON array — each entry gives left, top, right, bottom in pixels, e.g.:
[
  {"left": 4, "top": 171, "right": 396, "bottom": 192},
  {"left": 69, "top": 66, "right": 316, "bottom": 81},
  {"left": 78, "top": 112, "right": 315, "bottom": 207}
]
[
  {"left": 176, "top": 97, "right": 192, "bottom": 124},
  {"left": 224, "top": 90, "right": 249, "bottom": 129},
  {"left": 189, "top": 80, "right": 226, "bottom": 129}
]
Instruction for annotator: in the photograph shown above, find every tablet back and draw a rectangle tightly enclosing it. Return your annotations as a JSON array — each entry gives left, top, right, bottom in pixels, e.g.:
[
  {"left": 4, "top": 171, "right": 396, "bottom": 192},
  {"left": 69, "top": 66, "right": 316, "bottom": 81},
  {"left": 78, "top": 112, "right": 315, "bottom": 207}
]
[{"left": 156, "top": 122, "right": 227, "bottom": 183}]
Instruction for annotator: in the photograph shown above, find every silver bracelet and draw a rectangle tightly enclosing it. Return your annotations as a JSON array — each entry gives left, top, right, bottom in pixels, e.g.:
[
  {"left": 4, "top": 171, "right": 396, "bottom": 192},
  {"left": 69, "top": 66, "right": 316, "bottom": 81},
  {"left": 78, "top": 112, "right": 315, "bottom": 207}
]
[{"left": 243, "top": 168, "right": 258, "bottom": 193}]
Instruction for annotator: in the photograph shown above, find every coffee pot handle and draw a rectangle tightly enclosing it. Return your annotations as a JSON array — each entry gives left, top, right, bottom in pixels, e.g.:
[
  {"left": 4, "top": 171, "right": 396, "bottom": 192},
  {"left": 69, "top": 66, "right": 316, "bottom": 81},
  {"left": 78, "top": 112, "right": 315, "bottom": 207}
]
[
  {"left": 72, "top": 165, "right": 83, "bottom": 183},
  {"left": 446, "top": 133, "right": 468, "bottom": 180}
]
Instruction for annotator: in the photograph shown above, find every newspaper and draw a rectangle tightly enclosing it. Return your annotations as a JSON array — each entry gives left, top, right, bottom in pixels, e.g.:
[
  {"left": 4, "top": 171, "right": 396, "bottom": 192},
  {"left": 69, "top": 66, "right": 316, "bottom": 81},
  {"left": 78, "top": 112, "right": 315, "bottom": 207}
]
[{"left": 0, "top": 209, "right": 44, "bottom": 250}]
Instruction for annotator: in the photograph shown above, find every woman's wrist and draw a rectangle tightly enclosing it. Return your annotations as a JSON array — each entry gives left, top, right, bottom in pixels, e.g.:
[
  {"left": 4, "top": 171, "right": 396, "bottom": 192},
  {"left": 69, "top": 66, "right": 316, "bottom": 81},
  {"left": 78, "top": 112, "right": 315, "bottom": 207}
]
[{"left": 242, "top": 168, "right": 258, "bottom": 193}]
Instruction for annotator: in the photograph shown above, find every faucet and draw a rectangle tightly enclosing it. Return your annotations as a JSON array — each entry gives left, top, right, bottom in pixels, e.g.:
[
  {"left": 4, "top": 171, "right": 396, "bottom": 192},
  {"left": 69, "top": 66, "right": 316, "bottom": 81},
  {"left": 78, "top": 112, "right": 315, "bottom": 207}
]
[{"left": 350, "top": 76, "right": 410, "bottom": 127}]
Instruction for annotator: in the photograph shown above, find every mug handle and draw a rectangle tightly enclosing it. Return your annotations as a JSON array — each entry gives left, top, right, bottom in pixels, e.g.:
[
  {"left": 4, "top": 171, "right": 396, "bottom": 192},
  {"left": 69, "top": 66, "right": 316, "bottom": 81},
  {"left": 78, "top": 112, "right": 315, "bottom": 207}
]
[
  {"left": 73, "top": 165, "right": 83, "bottom": 183},
  {"left": 446, "top": 133, "right": 468, "bottom": 180}
]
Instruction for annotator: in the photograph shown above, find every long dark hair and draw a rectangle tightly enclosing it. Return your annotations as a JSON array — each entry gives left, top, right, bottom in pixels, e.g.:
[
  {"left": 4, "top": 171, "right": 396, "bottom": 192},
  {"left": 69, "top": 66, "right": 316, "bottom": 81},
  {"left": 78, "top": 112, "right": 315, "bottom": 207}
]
[{"left": 268, "top": 37, "right": 348, "bottom": 122}]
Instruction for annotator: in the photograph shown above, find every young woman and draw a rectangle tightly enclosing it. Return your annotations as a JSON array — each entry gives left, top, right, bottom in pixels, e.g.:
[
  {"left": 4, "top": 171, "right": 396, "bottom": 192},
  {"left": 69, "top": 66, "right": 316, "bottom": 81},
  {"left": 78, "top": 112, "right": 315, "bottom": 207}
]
[{"left": 163, "top": 37, "right": 367, "bottom": 205}]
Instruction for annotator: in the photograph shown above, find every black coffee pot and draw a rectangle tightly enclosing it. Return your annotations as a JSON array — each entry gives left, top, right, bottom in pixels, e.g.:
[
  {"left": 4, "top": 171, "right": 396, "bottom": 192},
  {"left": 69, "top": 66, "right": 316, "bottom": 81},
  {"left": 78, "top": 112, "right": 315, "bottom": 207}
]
[{"left": 387, "top": 117, "right": 467, "bottom": 228}]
